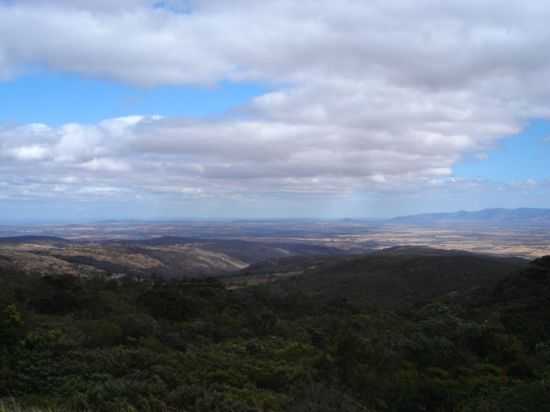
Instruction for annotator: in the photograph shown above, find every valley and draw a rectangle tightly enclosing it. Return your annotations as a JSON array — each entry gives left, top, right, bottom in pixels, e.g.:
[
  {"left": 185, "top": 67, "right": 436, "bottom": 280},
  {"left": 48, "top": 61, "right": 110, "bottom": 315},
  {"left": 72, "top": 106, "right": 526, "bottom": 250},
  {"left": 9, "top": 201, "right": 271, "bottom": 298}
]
[
  {"left": 0, "top": 236, "right": 345, "bottom": 279},
  {"left": 1, "top": 210, "right": 550, "bottom": 280}
]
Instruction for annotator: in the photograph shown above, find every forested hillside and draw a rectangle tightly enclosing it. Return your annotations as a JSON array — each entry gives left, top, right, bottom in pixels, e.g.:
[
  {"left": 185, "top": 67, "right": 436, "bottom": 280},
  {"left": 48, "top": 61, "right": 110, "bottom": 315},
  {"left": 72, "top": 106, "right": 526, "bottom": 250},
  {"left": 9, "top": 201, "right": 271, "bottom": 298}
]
[{"left": 1, "top": 254, "right": 550, "bottom": 411}]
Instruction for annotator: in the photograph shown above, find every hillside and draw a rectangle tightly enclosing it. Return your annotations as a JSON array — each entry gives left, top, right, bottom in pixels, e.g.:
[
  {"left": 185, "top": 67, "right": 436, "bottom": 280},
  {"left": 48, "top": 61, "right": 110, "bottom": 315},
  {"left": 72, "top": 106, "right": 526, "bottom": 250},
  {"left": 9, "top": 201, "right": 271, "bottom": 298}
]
[
  {"left": 0, "top": 236, "right": 346, "bottom": 279},
  {"left": 472, "top": 256, "right": 550, "bottom": 346},
  {"left": 273, "top": 248, "right": 528, "bottom": 308},
  {"left": 2, "top": 250, "right": 550, "bottom": 411}
]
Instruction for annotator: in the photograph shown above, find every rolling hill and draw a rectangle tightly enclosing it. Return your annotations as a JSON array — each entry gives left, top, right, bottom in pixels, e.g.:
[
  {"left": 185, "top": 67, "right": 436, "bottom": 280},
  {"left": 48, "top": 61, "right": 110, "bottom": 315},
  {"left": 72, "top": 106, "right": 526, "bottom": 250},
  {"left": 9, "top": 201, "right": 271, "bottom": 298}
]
[
  {"left": 0, "top": 236, "right": 347, "bottom": 279},
  {"left": 269, "top": 247, "right": 529, "bottom": 308},
  {"left": 473, "top": 255, "right": 550, "bottom": 345},
  {"left": 1, "top": 241, "right": 549, "bottom": 411}
]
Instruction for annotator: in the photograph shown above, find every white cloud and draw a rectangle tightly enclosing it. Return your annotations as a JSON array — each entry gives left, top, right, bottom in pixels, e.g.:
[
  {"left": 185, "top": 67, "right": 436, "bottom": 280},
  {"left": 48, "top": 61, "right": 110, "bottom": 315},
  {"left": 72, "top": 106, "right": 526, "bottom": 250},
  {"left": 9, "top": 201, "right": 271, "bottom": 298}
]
[
  {"left": 9, "top": 145, "right": 50, "bottom": 161},
  {"left": 1, "top": 1, "right": 550, "bottom": 202},
  {"left": 80, "top": 158, "right": 131, "bottom": 173}
]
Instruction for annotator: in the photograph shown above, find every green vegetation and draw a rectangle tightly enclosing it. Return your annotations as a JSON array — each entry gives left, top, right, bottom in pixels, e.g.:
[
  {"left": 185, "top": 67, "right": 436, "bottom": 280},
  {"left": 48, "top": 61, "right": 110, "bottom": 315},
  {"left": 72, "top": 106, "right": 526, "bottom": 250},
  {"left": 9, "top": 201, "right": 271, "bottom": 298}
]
[{"left": 1, "top": 255, "right": 550, "bottom": 411}]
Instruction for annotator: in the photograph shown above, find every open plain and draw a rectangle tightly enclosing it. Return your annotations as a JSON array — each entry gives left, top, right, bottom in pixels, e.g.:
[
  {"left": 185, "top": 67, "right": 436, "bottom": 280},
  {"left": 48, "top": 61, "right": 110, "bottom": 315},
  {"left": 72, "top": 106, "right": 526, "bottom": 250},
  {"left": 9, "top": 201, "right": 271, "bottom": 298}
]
[{"left": 1, "top": 214, "right": 550, "bottom": 279}]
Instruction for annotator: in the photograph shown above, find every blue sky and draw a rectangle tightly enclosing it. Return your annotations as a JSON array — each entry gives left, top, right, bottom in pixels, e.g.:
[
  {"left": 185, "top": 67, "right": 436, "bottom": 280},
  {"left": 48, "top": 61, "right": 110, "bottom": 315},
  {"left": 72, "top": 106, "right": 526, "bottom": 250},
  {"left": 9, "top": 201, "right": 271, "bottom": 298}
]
[
  {"left": 2, "top": 71, "right": 267, "bottom": 126},
  {"left": 1, "top": 1, "right": 550, "bottom": 221},
  {"left": 455, "top": 120, "right": 550, "bottom": 182}
]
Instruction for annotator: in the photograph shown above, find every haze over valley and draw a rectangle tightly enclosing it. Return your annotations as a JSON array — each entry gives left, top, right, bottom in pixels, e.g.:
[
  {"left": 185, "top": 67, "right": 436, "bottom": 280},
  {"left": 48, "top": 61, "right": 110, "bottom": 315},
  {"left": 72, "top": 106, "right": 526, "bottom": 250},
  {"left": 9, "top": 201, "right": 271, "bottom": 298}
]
[{"left": 1, "top": 208, "right": 549, "bottom": 282}]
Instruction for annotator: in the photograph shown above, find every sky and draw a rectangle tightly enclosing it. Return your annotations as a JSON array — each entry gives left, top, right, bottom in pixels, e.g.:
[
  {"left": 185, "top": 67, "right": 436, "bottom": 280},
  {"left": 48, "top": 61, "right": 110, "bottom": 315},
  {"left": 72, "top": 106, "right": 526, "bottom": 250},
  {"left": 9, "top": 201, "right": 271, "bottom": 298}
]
[{"left": 1, "top": 0, "right": 550, "bottom": 222}]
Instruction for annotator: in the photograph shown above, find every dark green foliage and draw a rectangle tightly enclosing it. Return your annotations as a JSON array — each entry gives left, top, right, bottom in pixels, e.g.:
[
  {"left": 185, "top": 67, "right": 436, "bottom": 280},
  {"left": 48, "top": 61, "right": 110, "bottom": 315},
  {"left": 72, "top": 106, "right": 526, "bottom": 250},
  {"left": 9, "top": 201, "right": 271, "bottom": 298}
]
[
  {"left": 0, "top": 304, "right": 24, "bottom": 346},
  {"left": 278, "top": 251, "right": 527, "bottom": 308},
  {"left": 1, "top": 257, "right": 549, "bottom": 411}
]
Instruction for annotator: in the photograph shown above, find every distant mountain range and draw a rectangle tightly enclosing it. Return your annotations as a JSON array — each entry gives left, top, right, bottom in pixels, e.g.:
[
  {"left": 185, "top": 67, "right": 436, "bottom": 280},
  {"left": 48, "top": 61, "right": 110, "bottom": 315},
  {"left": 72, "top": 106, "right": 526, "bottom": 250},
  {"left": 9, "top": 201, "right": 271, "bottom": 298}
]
[{"left": 388, "top": 208, "right": 550, "bottom": 227}]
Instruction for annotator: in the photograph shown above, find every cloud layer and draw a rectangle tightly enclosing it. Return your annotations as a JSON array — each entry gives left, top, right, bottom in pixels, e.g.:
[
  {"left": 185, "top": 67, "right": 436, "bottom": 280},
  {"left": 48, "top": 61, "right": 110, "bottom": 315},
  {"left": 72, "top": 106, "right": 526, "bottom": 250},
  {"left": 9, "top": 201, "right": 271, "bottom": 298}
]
[{"left": 1, "top": 0, "right": 550, "bottom": 204}]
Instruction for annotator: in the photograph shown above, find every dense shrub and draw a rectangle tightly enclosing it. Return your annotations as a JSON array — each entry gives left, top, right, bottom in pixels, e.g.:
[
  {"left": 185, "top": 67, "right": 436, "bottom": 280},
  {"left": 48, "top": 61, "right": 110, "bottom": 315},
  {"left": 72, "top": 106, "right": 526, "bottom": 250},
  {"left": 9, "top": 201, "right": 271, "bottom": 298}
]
[{"left": 1, "top": 259, "right": 550, "bottom": 411}]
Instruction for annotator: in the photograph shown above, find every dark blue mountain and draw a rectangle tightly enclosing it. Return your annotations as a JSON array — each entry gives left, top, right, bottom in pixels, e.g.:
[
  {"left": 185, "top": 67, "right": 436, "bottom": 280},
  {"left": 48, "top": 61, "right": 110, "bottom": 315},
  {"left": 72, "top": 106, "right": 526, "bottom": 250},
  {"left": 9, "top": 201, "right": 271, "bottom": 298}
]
[{"left": 389, "top": 208, "right": 550, "bottom": 227}]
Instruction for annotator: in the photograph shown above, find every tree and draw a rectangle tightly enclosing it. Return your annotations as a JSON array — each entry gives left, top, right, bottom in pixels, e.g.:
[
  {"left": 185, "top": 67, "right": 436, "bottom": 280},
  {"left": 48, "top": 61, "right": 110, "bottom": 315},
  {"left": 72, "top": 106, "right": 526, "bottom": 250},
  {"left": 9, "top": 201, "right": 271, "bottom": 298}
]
[{"left": 0, "top": 304, "right": 24, "bottom": 346}]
